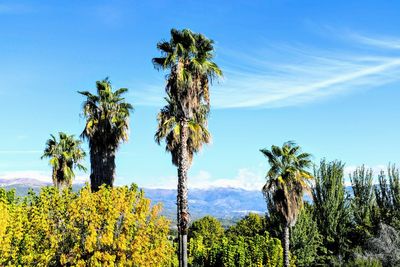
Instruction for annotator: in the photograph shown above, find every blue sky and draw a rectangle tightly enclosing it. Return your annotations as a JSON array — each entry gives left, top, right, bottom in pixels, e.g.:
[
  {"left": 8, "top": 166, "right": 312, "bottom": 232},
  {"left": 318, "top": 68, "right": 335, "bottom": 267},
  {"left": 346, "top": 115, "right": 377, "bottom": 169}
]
[{"left": 1, "top": 0, "right": 400, "bottom": 189}]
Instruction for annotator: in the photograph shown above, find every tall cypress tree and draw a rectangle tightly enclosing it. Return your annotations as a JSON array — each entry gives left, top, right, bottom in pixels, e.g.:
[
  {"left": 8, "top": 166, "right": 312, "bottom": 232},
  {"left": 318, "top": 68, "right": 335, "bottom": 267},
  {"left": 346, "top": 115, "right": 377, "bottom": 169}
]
[
  {"left": 349, "top": 165, "right": 377, "bottom": 246},
  {"left": 312, "top": 159, "right": 351, "bottom": 264},
  {"left": 290, "top": 203, "right": 323, "bottom": 266},
  {"left": 375, "top": 164, "right": 400, "bottom": 230}
]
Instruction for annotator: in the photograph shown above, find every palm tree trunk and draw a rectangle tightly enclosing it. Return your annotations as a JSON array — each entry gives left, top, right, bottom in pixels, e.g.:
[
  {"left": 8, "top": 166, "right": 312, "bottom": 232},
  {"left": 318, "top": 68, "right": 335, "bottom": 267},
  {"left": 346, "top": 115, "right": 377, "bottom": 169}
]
[
  {"left": 177, "top": 189, "right": 182, "bottom": 265},
  {"left": 52, "top": 168, "right": 58, "bottom": 189},
  {"left": 178, "top": 119, "right": 189, "bottom": 267},
  {"left": 90, "top": 146, "right": 116, "bottom": 192},
  {"left": 55, "top": 165, "right": 64, "bottom": 191},
  {"left": 283, "top": 225, "right": 290, "bottom": 267}
]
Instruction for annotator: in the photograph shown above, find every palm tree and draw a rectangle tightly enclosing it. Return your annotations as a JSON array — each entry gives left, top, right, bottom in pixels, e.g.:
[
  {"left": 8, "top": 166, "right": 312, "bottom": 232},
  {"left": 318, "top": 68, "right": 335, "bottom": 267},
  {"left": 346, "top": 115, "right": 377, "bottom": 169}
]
[
  {"left": 41, "top": 132, "right": 86, "bottom": 190},
  {"left": 153, "top": 29, "right": 222, "bottom": 267},
  {"left": 260, "top": 141, "right": 312, "bottom": 267},
  {"left": 79, "top": 78, "right": 133, "bottom": 192},
  {"left": 155, "top": 95, "right": 211, "bottom": 166}
]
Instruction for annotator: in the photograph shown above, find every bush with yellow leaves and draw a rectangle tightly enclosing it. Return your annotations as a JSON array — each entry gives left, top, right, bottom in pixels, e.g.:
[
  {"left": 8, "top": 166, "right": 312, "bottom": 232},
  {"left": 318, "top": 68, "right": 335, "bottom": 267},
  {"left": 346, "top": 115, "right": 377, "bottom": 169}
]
[{"left": 0, "top": 184, "right": 174, "bottom": 266}]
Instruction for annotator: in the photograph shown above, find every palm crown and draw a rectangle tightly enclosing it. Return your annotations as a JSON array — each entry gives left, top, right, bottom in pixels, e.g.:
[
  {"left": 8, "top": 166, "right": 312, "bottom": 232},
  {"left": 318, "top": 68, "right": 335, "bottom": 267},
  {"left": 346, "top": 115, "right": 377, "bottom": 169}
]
[
  {"left": 155, "top": 94, "right": 211, "bottom": 166},
  {"left": 79, "top": 78, "right": 133, "bottom": 150},
  {"left": 152, "top": 28, "right": 222, "bottom": 119},
  {"left": 261, "top": 141, "right": 312, "bottom": 226},
  {"left": 41, "top": 132, "right": 86, "bottom": 188},
  {"left": 79, "top": 78, "right": 133, "bottom": 191}
]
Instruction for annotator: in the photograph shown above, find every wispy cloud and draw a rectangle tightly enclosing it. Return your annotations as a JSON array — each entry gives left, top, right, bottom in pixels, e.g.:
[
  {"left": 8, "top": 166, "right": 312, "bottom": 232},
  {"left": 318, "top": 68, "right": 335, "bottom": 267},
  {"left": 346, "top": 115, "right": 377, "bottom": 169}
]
[
  {"left": 214, "top": 39, "right": 400, "bottom": 108},
  {"left": 350, "top": 34, "right": 400, "bottom": 50},
  {"left": 0, "top": 170, "right": 50, "bottom": 182},
  {"left": 137, "top": 33, "right": 400, "bottom": 109},
  {"left": 0, "top": 170, "right": 89, "bottom": 184},
  {"left": 143, "top": 168, "right": 264, "bottom": 191},
  {"left": 343, "top": 164, "right": 388, "bottom": 186},
  {"left": 143, "top": 163, "right": 395, "bottom": 190}
]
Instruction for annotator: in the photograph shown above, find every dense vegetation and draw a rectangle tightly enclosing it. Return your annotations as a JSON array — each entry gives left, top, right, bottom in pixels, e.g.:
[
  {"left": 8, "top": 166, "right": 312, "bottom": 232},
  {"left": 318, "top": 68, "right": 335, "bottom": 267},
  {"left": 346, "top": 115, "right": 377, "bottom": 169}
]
[
  {"left": 188, "top": 215, "right": 283, "bottom": 267},
  {"left": 186, "top": 161, "right": 400, "bottom": 266},
  {"left": 2, "top": 160, "right": 400, "bottom": 266},
  {"left": 0, "top": 185, "right": 174, "bottom": 266}
]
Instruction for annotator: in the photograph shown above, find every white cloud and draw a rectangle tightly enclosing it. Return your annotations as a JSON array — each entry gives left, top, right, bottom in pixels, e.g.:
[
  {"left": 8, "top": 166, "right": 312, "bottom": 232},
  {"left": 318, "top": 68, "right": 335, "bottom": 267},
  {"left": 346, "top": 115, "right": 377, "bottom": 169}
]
[
  {"left": 189, "top": 169, "right": 264, "bottom": 190},
  {"left": 213, "top": 47, "right": 400, "bottom": 108},
  {"left": 136, "top": 32, "right": 400, "bottom": 109},
  {"left": 343, "top": 164, "right": 388, "bottom": 186},
  {"left": 344, "top": 164, "right": 387, "bottom": 177},
  {"left": 0, "top": 170, "right": 89, "bottom": 184},
  {"left": 350, "top": 34, "right": 400, "bottom": 50},
  {"left": 142, "top": 168, "right": 264, "bottom": 191}
]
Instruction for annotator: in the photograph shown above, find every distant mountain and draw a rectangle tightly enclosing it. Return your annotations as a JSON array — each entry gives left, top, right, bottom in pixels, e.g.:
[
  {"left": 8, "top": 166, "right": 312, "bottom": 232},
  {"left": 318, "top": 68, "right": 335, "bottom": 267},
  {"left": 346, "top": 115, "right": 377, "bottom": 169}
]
[
  {"left": 0, "top": 178, "right": 52, "bottom": 195},
  {"left": 144, "top": 187, "right": 266, "bottom": 222},
  {"left": 0, "top": 178, "right": 49, "bottom": 187},
  {"left": 0, "top": 178, "right": 267, "bottom": 222}
]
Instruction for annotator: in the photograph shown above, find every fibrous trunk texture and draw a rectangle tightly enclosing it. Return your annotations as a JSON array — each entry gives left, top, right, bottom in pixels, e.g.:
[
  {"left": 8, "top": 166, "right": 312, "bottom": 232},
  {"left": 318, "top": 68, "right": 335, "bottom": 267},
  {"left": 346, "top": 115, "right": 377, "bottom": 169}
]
[
  {"left": 178, "top": 119, "right": 189, "bottom": 267},
  {"left": 283, "top": 225, "right": 290, "bottom": 267},
  {"left": 90, "top": 146, "right": 116, "bottom": 192},
  {"left": 54, "top": 162, "right": 66, "bottom": 191}
]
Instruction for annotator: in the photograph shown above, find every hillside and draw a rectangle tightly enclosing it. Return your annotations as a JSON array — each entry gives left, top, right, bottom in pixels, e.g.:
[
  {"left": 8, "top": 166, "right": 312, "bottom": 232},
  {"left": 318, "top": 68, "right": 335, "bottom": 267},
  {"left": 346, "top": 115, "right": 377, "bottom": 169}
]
[{"left": 0, "top": 178, "right": 266, "bottom": 222}]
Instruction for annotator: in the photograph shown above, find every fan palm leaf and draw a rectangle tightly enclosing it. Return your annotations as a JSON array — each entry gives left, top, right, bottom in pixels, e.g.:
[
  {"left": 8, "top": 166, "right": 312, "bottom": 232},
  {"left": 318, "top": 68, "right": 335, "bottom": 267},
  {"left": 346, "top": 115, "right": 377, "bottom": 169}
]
[{"left": 41, "top": 132, "right": 86, "bottom": 189}]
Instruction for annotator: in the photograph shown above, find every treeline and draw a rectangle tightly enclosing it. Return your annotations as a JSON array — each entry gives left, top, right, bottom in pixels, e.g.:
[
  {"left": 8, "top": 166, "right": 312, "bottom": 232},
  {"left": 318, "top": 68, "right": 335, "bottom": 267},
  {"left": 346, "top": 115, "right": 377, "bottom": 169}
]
[
  {"left": 187, "top": 160, "right": 400, "bottom": 267},
  {"left": 1, "top": 159, "right": 399, "bottom": 266}
]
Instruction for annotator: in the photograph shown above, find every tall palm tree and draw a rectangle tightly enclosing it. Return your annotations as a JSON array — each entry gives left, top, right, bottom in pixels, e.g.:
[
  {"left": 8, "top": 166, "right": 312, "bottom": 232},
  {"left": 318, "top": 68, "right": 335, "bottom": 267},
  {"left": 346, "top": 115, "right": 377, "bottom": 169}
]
[
  {"left": 79, "top": 78, "right": 133, "bottom": 192},
  {"left": 41, "top": 132, "right": 86, "bottom": 190},
  {"left": 155, "top": 95, "right": 211, "bottom": 166},
  {"left": 260, "top": 141, "right": 312, "bottom": 267},
  {"left": 153, "top": 29, "right": 222, "bottom": 267}
]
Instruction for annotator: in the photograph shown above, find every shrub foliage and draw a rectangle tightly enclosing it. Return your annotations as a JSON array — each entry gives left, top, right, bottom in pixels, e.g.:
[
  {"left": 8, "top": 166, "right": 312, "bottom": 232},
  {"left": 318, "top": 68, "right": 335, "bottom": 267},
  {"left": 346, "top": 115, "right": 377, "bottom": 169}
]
[{"left": 0, "top": 185, "right": 174, "bottom": 266}]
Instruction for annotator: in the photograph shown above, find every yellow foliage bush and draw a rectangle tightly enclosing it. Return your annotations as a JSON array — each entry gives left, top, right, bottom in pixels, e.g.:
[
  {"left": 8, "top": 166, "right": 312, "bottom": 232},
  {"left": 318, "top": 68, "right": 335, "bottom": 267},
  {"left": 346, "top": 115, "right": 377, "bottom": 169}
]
[{"left": 0, "top": 185, "right": 174, "bottom": 266}]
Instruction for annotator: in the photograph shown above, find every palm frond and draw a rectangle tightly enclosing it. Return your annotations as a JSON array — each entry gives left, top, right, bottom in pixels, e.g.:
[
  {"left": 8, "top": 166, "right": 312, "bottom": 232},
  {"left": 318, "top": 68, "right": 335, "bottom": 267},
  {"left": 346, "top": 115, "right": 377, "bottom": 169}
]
[{"left": 260, "top": 141, "right": 313, "bottom": 225}]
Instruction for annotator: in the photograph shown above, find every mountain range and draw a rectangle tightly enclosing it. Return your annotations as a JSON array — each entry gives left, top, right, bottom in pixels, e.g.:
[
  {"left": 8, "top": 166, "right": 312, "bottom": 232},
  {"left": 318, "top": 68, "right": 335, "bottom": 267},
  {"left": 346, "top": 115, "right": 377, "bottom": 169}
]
[{"left": 0, "top": 178, "right": 266, "bottom": 222}]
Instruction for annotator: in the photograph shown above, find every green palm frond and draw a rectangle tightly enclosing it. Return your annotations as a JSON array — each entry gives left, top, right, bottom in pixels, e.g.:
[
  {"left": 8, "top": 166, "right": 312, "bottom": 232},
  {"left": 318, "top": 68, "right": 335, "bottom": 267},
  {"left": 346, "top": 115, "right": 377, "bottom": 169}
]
[
  {"left": 261, "top": 141, "right": 313, "bottom": 226},
  {"left": 80, "top": 78, "right": 133, "bottom": 150},
  {"left": 41, "top": 132, "right": 86, "bottom": 189},
  {"left": 155, "top": 94, "right": 210, "bottom": 166},
  {"left": 153, "top": 29, "right": 222, "bottom": 120}
]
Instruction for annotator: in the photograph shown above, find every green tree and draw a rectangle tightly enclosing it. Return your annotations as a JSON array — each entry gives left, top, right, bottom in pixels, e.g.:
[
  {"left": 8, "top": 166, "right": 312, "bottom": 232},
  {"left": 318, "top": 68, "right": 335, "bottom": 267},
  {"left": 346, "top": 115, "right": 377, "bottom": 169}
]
[
  {"left": 260, "top": 141, "right": 312, "bottom": 267},
  {"left": 374, "top": 164, "right": 400, "bottom": 229},
  {"left": 212, "top": 232, "right": 283, "bottom": 267},
  {"left": 79, "top": 78, "right": 133, "bottom": 192},
  {"left": 226, "top": 213, "right": 266, "bottom": 237},
  {"left": 188, "top": 216, "right": 224, "bottom": 266},
  {"left": 290, "top": 203, "right": 322, "bottom": 266},
  {"left": 41, "top": 132, "right": 86, "bottom": 190},
  {"left": 189, "top": 216, "right": 224, "bottom": 247},
  {"left": 153, "top": 28, "right": 222, "bottom": 267},
  {"left": 350, "top": 165, "right": 377, "bottom": 247},
  {"left": 312, "top": 159, "right": 351, "bottom": 264}
]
